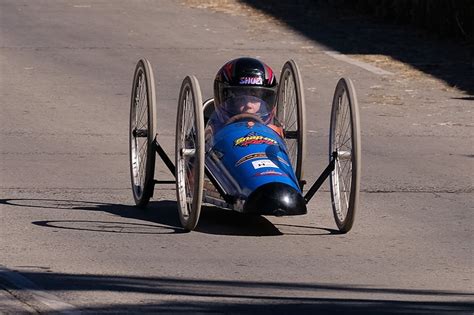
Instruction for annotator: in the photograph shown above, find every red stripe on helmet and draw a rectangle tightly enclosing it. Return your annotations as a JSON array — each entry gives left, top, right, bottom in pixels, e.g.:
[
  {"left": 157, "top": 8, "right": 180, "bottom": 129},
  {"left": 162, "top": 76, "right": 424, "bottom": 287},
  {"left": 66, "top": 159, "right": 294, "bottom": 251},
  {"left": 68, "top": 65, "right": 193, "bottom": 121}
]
[
  {"left": 223, "top": 61, "right": 234, "bottom": 81},
  {"left": 264, "top": 63, "right": 274, "bottom": 84}
]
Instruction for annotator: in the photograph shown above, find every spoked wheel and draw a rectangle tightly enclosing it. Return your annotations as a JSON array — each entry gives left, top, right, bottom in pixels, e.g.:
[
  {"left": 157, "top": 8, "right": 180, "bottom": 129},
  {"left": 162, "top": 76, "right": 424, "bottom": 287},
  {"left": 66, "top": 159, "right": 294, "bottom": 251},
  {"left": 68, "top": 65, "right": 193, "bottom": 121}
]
[
  {"left": 277, "top": 60, "right": 306, "bottom": 184},
  {"left": 175, "top": 75, "right": 205, "bottom": 231},
  {"left": 129, "top": 58, "right": 157, "bottom": 207},
  {"left": 329, "top": 78, "right": 361, "bottom": 233}
]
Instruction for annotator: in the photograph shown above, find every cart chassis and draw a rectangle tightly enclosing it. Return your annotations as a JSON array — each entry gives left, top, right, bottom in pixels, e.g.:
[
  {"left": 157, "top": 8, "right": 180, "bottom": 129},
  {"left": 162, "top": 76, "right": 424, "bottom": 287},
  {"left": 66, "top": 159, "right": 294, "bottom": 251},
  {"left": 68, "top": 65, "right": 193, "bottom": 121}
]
[{"left": 151, "top": 135, "right": 334, "bottom": 206}]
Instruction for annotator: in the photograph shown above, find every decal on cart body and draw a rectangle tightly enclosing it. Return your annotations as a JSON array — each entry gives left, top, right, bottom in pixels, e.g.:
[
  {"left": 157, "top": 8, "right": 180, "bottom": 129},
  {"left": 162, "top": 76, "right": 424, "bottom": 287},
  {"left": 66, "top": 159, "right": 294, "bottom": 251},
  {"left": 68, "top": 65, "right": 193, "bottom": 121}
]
[
  {"left": 252, "top": 159, "right": 278, "bottom": 169},
  {"left": 253, "top": 170, "right": 287, "bottom": 177},
  {"left": 235, "top": 152, "right": 267, "bottom": 167},
  {"left": 234, "top": 132, "right": 277, "bottom": 147}
]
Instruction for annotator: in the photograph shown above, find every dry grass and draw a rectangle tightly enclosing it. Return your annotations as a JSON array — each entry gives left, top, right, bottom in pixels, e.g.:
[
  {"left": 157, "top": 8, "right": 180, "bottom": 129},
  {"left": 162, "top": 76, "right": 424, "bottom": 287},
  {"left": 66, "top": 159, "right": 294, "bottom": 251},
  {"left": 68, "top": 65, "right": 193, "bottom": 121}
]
[
  {"left": 186, "top": 0, "right": 259, "bottom": 16},
  {"left": 185, "top": 0, "right": 282, "bottom": 23}
]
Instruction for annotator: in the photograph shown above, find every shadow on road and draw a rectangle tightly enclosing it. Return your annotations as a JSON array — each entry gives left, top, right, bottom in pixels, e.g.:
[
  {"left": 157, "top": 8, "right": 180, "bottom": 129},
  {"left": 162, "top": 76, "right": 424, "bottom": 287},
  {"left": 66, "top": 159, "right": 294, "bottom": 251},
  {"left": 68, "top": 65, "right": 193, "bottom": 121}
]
[
  {"left": 1, "top": 271, "right": 473, "bottom": 314},
  {"left": 0, "top": 198, "right": 184, "bottom": 234},
  {"left": 239, "top": 0, "right": 473, "bottom": 95},
  {"left": 0, "top": 198, "right": 338, "bottom": 236},
  {"left": 197, "top": 206, "right": 339, "bottom": 236}
]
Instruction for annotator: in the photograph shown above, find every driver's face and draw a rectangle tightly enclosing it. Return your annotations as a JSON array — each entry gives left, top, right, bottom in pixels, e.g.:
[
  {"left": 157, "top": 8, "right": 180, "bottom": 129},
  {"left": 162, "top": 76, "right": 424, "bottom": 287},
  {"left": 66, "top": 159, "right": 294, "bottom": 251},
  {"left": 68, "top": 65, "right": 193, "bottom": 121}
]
[{"left": 238, "top": 97, "right": 261, "bottom": 114}]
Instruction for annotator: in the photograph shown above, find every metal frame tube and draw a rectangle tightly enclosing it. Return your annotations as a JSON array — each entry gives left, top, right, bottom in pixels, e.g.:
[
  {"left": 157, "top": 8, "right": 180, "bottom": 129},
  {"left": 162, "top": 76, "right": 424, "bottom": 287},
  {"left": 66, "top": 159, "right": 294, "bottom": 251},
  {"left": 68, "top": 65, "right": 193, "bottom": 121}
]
[
  {"left": 153, "top": 138, "right": 232, "bottom": 203},
  {"left": 154, "top": 140, "right": 176, "bottom": 177},
  {"left": 304, "top": 152, "right": 337, "bottom": 203}
]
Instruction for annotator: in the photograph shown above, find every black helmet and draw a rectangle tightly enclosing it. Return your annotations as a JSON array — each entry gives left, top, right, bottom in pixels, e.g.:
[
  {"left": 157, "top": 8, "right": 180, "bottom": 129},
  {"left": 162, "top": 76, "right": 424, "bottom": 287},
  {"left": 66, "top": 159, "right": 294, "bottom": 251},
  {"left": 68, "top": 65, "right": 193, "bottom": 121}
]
[{"left": 213, "top": 57, "right": 278, "bottom": 124}]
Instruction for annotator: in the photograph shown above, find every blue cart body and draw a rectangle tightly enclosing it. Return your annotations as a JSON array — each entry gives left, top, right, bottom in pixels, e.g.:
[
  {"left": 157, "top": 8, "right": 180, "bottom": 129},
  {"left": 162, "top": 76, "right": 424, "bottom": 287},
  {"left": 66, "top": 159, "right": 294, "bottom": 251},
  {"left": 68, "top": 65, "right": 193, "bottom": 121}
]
[{"left": 205, "top": 120, "right": 306, "bottom": 215}]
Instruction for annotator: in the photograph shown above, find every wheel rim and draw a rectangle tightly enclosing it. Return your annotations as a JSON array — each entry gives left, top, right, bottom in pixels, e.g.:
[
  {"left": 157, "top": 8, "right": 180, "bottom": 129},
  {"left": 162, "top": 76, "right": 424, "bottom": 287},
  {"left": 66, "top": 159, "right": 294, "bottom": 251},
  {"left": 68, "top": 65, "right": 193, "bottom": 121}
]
[
  {"left": 279, "top": 70, "right": 299, "bottom": 171},
  {"left": 177, "top": 86, "right": 197, "bottom": 220},
  {"left": 331, "top": 86, "right": 353, "bottom": 223},
  {"left": 130, "top": 70, "right": 149, "bottom": 199}
]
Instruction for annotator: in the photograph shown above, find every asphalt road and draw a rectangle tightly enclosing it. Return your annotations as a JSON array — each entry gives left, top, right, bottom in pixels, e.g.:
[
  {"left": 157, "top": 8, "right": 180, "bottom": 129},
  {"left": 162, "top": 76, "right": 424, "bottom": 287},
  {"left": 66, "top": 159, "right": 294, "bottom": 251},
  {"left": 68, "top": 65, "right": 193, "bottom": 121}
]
[{"left": 1, "top": 1, "right": 473, "bottom": 314}]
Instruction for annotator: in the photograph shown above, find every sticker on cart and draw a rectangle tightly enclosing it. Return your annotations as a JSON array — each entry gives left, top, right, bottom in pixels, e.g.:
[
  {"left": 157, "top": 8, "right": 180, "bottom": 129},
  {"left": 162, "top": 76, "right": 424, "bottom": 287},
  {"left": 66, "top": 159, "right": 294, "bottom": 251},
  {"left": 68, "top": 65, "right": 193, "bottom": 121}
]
[
  {"left": 252, "top": 159, "right": 278, "bottom": 169},
  {"left": 253, "top": 170, "right": 287, "bottom": 177}
]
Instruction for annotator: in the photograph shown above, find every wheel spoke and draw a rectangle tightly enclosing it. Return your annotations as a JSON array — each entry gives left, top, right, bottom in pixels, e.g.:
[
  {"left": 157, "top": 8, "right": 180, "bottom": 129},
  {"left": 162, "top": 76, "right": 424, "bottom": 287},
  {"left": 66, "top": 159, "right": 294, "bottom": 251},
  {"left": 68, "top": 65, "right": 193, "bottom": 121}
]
[
  {"left": 339, "top": 112, "right": 351, "bottom": 149},
  {"left": 139, "top": 148, "right": 147, "bottom": 184},
  {"left": 287, "top": 90, "right": 295, "bottom": 123},
  {"left": 336, "top": 98, "right": 346, "bottom": 145},
  {"left": 137, "top": 95, "right": 148, "bottom": 129},
  {"left": 338, "top": 136, "right": 352, "bottom": 150},
  {"left": 339, "top": 169, "right": 350, "bottom": 207},
  {"left": 285, "top": 78, "right": 297, "bottom": 131},
  {"left": 138, "top": 138, "right": 147, "bottom": 155},
  {"left": 336, "top": 96, "right": 345, "bottom": 141},
  {"left": 336, "top": 159, "right": 349, "bottom": 213},
  {"left": 339, "top": 160, "right": 351, "bottom": 190},
  {"left": 136, "top": 75, "right": 148, "bottom": 127}
]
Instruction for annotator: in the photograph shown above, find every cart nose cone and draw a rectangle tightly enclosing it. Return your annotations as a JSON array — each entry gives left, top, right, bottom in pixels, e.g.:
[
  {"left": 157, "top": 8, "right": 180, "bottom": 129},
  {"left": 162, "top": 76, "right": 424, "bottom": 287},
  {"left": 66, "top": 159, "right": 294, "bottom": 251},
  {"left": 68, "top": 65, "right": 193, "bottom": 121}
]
[{"left": 244, "top": 183, "right": 307, "bottom": 216}]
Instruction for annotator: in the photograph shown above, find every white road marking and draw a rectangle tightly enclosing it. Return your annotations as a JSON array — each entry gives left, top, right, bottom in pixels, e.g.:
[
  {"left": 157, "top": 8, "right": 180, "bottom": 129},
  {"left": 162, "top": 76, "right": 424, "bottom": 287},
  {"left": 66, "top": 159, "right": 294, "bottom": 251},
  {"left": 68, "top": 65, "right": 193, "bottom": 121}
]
[
  {"left": 324, "top": 51, "right": 394, "bottom": 76},
  {"left": 0, "top": 266, "right": 79, "bottom": 314}
]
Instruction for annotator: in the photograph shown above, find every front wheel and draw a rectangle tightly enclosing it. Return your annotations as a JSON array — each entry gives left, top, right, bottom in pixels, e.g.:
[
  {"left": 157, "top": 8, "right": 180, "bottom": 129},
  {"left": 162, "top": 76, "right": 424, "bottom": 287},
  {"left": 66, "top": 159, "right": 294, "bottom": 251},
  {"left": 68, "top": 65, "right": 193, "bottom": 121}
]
[
  {"left": 175, "top": 75, "right": 205, "bottom": 231},
  {"left": 329, "top": 78, "right": 361, "bottom": 233}
]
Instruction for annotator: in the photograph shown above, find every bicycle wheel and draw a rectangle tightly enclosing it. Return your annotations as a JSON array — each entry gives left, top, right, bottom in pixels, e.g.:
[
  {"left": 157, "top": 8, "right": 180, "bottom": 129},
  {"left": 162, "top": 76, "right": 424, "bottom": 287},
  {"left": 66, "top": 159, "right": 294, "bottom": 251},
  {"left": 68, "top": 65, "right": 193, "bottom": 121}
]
[
  {"left": 277, "top": 60, "right": 306, "bottom": 184},
  {"left": 175, "top": 75, "right": 205, "bottom": 231},
  {"left": 329, "top": 78, "right": 361, "bottom": 233},
  {"left": 129, "top": 58, "right": 157, "bottom": 207}
]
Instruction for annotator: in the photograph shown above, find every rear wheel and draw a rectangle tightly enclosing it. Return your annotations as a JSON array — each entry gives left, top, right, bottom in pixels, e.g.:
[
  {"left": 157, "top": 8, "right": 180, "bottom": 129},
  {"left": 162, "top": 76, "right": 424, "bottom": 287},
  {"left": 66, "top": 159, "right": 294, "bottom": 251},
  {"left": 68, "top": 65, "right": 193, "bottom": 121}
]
[
  {"left": 329, "top": 78, "right": 361, "bottom": 233},
  {"left": 277, "top": 60, "right": 306, "bottom": 184},
  {"left": 129, "top": 59, "right": 157, "bottom": 207},
  {"left": 175, "top": 75, "right": 205, "bottom": 231}
]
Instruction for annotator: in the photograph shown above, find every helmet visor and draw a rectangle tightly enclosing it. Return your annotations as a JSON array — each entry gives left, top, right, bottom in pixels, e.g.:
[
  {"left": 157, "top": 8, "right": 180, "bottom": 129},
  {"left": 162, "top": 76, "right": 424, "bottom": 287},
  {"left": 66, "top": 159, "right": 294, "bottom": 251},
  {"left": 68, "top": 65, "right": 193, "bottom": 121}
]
[{"left": 221, "top": 86, "right": 277, "bottom": 118}]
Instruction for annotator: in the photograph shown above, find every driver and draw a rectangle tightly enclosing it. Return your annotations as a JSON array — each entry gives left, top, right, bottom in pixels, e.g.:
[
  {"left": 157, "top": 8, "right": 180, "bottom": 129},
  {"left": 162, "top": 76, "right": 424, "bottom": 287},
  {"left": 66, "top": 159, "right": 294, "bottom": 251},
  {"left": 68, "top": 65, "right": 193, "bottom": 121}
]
[{"left": 206, "top": 57, "right": 283, "bottom": 138}]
